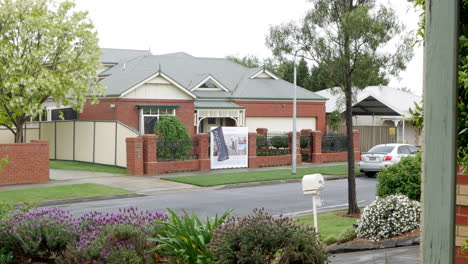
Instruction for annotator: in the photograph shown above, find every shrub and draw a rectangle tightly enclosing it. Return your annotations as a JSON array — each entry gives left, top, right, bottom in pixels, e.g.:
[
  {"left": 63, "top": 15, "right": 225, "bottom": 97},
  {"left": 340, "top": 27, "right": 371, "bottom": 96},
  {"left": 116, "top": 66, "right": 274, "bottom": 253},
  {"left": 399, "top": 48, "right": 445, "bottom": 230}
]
[
  {"left": 60, "top": 206, "right": 167, "bottom": 264},
  {"left": 356, "top": 194, "right": 421, "bottom": 241},
  {"left": 336, "top": 226, "right": 356, "bottom": 244},
  {"left": 154, "top": 116, "right": 190, "bottom": 141},
  {"left": 209, "top": 208, "right": 328, "bottom": 264},
  {"left": 256, "top": 135, "right": 269, "bottom": 149},
  {"left": 270, "top": 136, "right": 289, "bottom": 149},
  {"left": 150, "top": 209, "right": 231, "bottom": 264},
  {"left": 155, "top": 116, "right": 192, "bottom": 161},
  {"left": 0, "top": 248, "right": 12, "bottom": 264},
  {"left": 376, "top": 153, "right": 421, "bottom": 201},
  {"left": 300, "top": 136, "right": 310, "bottom": 148},
  {"left": 0, "top": 207, "right": 77, "bottom": 262}
]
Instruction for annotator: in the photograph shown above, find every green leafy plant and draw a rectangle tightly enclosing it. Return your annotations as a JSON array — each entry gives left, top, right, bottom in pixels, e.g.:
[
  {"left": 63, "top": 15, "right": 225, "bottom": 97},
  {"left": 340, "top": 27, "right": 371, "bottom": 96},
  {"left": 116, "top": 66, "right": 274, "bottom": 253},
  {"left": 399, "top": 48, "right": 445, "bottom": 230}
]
[
  {"left": 209, "top": 208, "right": 328, "bottom": 264},
  {"left": 256, "top": 135, "right": 269, "bottom": 149},
  {"left": 356, "top": 194, "right": 421, "bottom": 241},
  {"left": 0, "top": 156, "right": 8, "bottom": 173},
  {"left": 270, "top": 136, "right": 289, "bottom": 149},
  {"left": 0, "top": 248, "right": 13, "bottom": 264},
  {"left": 376, "top": 153, "right": 422, "bottom": 201},
  {"left": 150, "top": 209, "right": 231, "bottom": 264},
  {"left": 336, "top": 226, "right": 356, "bottom": 244},
  {"left": 328, "top": 111, "right": 342, "bottom": 132},
  {"left": 155, "top": 116, "right": 192, "bottom": 161}
]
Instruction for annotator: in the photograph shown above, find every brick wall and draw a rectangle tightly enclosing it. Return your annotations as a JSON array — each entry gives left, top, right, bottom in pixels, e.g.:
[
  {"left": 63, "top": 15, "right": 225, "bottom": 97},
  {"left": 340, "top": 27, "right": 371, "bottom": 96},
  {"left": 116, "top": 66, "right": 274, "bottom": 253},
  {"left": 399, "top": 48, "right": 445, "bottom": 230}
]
[
  {"left": 0, "top": 140, "right": 49, "bottom": 185},
  {"left": 80, "top": 98, "right": 196, "bottom": 135},
  {"left": 310, "top": 130, "right": 360, "bottom": 163},
  {"left": 235, "top": 100, "right": 326, "bottom": 133},
  {"left": 456, "top": 169, "right": 468, "bottom": 263}
]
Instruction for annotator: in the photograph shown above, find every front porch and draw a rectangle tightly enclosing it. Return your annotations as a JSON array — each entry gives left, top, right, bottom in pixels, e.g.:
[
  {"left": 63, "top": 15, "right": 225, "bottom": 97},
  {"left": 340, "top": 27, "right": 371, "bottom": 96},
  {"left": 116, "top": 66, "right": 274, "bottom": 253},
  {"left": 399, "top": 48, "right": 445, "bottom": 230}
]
[{"left": 194, "top": 101, "right": 246, "bottom": 133}]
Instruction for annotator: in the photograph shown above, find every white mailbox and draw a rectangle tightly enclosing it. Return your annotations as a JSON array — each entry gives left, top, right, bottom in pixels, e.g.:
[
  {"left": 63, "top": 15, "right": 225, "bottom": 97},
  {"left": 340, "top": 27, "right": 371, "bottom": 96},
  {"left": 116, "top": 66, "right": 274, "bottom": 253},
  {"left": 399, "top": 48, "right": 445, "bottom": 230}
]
[{"left": 302, "top": 174, "right": 324, "bottom": 195}]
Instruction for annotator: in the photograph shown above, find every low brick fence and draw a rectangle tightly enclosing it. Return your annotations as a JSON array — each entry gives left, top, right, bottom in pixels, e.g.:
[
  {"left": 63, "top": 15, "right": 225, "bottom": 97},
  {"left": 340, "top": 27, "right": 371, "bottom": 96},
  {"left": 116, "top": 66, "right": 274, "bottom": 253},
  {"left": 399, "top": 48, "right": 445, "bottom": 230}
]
[
  {"left": 0, "top": 140, "right": 50, "bottom": 185},
  {"left": 126, "top": 134, "right": 210, "bottom": 175},
  {"left": 126, "top": 129, "right": 360, "bottom": 175}
]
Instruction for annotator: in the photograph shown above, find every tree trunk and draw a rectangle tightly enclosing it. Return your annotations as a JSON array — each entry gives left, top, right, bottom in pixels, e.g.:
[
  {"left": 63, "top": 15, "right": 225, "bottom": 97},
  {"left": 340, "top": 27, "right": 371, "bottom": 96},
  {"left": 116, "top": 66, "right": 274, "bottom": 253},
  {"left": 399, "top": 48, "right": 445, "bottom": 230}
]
[
  {"left": 345, "top": 84, "right": 360, "bottom": 215},
  {"left": 14, "top": 119, "right": 25, "bottom": 143}
]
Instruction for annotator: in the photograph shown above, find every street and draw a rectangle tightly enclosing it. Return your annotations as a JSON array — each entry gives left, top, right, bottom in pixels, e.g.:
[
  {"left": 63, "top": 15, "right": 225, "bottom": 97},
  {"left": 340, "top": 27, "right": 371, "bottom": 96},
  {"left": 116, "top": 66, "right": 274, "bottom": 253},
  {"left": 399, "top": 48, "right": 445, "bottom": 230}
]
[{"left": 56, "top": 177, "right": 377, "bottom": 218}]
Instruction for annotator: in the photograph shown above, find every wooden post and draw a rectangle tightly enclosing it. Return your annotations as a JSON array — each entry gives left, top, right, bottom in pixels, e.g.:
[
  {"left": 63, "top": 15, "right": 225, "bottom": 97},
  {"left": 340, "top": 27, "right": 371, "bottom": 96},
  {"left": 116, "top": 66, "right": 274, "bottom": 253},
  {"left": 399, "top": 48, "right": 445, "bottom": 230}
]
[{"left": 422, "top": 0, "right": 459, "bottom": 263}]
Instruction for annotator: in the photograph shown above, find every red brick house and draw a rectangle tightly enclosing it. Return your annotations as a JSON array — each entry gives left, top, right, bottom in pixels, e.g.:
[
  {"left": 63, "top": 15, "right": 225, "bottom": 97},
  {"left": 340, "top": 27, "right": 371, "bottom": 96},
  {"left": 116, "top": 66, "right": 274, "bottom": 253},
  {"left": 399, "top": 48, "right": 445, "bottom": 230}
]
[{"left": 79, "top": 48, "right": 327, "bottom": 135}]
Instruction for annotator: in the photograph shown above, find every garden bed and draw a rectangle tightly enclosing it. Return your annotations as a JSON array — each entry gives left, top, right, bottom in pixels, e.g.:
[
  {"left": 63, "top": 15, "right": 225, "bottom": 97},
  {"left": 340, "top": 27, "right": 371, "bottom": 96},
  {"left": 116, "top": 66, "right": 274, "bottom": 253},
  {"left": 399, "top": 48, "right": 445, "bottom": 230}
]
[{"left": 326, "top": 229, "right": 420, "bottom": 253}]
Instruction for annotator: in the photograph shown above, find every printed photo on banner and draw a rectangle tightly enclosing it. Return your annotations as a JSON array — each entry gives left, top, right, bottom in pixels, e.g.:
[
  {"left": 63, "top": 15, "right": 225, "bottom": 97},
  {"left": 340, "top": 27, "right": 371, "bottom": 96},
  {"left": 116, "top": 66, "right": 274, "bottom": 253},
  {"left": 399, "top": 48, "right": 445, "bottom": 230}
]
[{"left": 210, "top": 127, "right": 248, "bottom": 169}]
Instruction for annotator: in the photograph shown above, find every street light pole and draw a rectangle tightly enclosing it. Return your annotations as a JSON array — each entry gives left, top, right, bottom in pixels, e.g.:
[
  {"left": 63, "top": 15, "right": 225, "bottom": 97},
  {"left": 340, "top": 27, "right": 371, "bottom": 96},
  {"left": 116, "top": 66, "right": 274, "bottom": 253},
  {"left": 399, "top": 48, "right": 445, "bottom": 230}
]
[{"left": 292, "top": 53, "right": 297, "bottom": 175}]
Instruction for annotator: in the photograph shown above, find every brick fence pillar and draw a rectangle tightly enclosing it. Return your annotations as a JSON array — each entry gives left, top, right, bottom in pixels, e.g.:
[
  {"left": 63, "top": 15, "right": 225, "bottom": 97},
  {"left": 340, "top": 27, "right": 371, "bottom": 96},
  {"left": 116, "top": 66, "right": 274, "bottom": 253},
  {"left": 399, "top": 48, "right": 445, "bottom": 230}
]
[
  {"left": 248, "top": 132, "right": 258, "bottom": 168},
  {"left": 353, "top": 130, "right": 360, "bottom": 161},
  {"left": 196, "top": 133, "right": 210, "bottom": 171},
  {"left": 142, "top": 134, "right": 157, "bottom": 163},
  {"left": 256, "top": 128, "right": 268, "bottom": 136},
  {"left": 126, "top": 137, "right": 144, "bottom": 175},
  {"left": 311, "top": 131, "right": 323, "bottom": 163}
]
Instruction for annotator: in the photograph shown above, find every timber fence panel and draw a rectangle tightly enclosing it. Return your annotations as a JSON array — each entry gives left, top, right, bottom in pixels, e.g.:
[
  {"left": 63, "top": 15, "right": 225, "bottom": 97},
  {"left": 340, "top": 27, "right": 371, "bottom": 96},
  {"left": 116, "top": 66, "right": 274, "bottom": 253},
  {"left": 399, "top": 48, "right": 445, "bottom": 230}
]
[
  {"left": 40, "top": 122, "right": 56, "bottom": 159},
  {"left": 74, "top": 121, "right": 94, "bottom": 163},
  {"left": 94, "top": 122, "right": 116, "bottom": 165},
  {"left": 56, "top": 122, "right": 74, "bottom": 160},
  {"left": 116, "top": 123, "right": 139, "bottom": 167}
]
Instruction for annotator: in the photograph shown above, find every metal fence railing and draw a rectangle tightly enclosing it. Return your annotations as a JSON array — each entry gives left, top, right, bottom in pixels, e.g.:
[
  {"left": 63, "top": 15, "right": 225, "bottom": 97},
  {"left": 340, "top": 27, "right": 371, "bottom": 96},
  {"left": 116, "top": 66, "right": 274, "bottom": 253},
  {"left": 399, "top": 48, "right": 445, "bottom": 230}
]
[
  {"left": 257, "top": 131, "right": 291, "bottom": 156},
  {"left": 157, "top": 139, "right": 198, "bottom": 161},
  {"left": 322, "top": 134, "right": 348, "bottom": 153}
]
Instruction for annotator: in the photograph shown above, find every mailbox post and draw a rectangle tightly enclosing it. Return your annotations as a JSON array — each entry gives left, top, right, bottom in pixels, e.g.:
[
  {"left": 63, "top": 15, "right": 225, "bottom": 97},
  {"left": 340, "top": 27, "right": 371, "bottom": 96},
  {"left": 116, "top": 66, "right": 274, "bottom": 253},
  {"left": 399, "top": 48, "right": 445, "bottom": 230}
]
[{"left": 302, "top": 174, "right": 324, "bottom": 233}]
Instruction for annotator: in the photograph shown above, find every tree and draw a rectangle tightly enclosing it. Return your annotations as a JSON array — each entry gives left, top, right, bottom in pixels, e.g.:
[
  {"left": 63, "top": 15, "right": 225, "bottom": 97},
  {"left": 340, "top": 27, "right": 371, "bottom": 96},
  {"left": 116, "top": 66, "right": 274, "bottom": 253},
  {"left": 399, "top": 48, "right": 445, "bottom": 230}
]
[
  {"left": 266, "top": 0, "right": 412, "bottom": 215},
  {"left": 154, "top": 116, "right": 190, "bottom": 141},
  {"left": 0, "top": 0, "right": 103, "bottom": 143},
  {"left": 225, "top": 54, "right": 261, "bottom": 68}
]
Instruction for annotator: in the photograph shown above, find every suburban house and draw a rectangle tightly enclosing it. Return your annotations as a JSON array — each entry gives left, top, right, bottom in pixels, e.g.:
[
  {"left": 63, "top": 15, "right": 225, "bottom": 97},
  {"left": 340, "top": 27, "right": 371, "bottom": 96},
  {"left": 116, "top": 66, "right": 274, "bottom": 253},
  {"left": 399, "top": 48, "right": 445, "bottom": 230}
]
[
  {"left": 78, "top": 48, "right": 327, "bottom": 135},
  {"left": 316, "top": 86, "right": 422, "bottom": 146}
]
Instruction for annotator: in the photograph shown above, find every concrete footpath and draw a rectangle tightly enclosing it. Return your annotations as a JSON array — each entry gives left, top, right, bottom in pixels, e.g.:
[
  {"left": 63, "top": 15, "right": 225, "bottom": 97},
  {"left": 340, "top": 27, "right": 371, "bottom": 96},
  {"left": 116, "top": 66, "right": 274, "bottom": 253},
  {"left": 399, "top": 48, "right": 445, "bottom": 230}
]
[
  {"left": 0, "top": 162, "right": 349, "bottom": 195},
  {"left": 330, "top": 245, "right": 419, "bottom": 264}
]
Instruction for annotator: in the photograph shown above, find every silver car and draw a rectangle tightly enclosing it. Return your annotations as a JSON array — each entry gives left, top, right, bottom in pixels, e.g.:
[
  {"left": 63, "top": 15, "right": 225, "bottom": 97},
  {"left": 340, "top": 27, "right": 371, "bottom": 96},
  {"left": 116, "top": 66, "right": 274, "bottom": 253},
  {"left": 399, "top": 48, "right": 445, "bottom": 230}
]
[{"left": 359, "top": 143, "right": 420, "bottom": 177}]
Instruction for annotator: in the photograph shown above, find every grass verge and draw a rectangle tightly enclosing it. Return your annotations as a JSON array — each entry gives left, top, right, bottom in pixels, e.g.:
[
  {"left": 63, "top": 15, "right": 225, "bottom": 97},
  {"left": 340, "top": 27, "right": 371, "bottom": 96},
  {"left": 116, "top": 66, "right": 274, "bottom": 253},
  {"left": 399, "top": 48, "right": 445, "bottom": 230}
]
[
  {"left": 162, "top": 165, "right": 359, "bottom": 187},
  {"left": 50, "top": 160, "right": 127, "bottom": 174},
  {"left": 0, "top": 183, "right": 131, "bottom": 204},
  {"left": 295, "top": 210, "right": 358, "bottom": 243}
]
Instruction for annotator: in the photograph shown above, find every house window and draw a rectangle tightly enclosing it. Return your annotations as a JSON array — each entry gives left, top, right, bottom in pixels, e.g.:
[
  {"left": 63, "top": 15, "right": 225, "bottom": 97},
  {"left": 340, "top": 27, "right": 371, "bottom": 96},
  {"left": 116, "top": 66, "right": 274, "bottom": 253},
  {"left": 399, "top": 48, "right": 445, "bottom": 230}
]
[
  {"left": 200, "top": 80, "right": 219, "bottom": 89},
  {"left": 140, "top": 107, "right": 176, "bottom": 134}
]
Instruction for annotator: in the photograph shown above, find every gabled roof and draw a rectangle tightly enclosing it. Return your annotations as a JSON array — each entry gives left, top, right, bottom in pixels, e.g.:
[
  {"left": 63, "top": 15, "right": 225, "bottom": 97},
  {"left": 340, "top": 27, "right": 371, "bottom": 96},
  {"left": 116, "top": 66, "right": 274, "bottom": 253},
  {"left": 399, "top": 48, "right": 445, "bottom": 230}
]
[
  {"left": 99, "top": 49, "right": 326, "bottom": 101},
  {"left": 100, "top": 48, "right": 152, "bottom": 65},
  {"left": 316, "top": 86, "right": 422, "bottom": 116}
]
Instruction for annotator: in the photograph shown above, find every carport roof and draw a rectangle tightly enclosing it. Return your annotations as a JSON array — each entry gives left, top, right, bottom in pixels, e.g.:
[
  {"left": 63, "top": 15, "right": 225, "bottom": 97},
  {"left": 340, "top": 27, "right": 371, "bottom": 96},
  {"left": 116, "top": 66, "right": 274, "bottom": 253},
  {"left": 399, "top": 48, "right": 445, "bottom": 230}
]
[{"left": 351, "top": 96, "right": 400, "bottom": 116}]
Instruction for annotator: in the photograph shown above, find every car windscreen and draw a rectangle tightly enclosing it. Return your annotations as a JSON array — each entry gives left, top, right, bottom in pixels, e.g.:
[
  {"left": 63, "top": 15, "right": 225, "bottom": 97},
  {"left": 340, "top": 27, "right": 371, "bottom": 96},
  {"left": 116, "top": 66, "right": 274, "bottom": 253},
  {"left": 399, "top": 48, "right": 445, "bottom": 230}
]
[{"left": 368, "top": 145, "right": 394, "bottom": 153}]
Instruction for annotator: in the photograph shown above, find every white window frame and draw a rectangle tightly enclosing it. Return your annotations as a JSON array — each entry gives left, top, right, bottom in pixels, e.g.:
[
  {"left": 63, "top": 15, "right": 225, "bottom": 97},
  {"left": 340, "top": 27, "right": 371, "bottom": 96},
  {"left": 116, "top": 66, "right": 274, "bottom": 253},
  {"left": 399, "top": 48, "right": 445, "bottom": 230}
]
[{"left": 139, "top": 107, "right": 176, "bottom": 134}]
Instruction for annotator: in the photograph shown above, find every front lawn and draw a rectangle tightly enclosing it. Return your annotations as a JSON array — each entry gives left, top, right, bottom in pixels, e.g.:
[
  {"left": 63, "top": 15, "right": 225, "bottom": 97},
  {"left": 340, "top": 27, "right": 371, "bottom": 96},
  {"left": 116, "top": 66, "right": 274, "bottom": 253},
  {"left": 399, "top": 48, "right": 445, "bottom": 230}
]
[
  {"left": 295, "top": 210, "right": 358, "bottom": 242},
  {"left": 162, "top": 165, "right": 359, "bottom": 187},
  {"left": 50, "top": 160, "right": 128, "bottom": 174},
  {"left": 0, "top": 183, "right": 131, "bottom": 204}
]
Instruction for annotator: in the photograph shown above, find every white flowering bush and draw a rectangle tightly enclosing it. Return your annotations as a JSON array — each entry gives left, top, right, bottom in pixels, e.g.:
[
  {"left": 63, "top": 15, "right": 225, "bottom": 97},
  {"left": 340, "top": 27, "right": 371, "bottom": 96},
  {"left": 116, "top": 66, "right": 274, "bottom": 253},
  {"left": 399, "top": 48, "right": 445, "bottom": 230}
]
[{"left": 356, "top": 194, "right": 421, "bottom": 240}]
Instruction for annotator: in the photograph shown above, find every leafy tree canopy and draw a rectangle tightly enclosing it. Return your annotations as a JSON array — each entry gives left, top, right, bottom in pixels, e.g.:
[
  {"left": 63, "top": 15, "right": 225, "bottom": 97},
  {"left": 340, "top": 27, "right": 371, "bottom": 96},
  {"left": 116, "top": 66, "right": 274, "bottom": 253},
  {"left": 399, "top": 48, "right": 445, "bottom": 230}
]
[
  {"left": 265, "top": 0, "right": 413, "bottom": 215},
  {"left": 0, "top": 0, "right": 103, "bottom": 142},
  {"left": 154, "top": 116, "right": 190, "bottom": 141}
]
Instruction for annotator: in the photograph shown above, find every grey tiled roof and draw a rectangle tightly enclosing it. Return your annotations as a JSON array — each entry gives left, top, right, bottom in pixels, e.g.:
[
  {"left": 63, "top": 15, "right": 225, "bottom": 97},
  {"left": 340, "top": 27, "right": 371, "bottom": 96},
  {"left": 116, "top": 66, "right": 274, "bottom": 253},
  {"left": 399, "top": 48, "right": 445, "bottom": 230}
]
[
  {"left": 100, "top": 49, "right": 326, "bottom": 101},
  {"left": 101, "top": 48, "right": 152, "bottom": 64},
  {"left": 194, "top": 101, "right": 245, "bottom": 109}
]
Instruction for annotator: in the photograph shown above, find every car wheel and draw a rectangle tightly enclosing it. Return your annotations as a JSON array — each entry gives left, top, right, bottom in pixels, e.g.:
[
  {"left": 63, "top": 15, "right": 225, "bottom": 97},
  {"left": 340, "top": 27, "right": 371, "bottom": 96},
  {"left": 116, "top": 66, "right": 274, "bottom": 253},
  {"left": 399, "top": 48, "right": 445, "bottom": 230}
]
[{"left": 365, "top": 172, "right": 377, "bottom": 177}]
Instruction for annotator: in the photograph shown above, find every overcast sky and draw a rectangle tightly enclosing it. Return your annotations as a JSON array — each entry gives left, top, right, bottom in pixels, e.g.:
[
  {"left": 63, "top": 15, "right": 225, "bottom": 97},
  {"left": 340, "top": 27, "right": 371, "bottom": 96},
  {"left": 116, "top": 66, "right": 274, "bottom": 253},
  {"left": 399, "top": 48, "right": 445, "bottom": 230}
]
[{"left": 73, "top": 0, "right": 423, "bottom": 95}]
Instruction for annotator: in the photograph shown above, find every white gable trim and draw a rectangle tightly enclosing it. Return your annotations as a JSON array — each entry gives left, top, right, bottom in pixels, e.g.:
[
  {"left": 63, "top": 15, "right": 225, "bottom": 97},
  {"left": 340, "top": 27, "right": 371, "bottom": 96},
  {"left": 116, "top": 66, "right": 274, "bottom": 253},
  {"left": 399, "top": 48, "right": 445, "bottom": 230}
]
[
  {"left": 120, "top": 72, "right": 196, "bottom": 98},
  {"left": 249, "top": 69, "right": 279, "bottom": 80},
  {"left": 190, "top": 75, "right": 229, "bottom": 92}
]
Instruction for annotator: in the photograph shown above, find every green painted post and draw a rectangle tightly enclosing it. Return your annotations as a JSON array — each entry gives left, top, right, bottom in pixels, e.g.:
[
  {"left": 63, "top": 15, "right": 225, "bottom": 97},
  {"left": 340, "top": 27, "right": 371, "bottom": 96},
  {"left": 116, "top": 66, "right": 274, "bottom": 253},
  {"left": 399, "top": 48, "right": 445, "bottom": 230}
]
[{"left": 422, "top": 0, "right": 459, "bottom": 263}]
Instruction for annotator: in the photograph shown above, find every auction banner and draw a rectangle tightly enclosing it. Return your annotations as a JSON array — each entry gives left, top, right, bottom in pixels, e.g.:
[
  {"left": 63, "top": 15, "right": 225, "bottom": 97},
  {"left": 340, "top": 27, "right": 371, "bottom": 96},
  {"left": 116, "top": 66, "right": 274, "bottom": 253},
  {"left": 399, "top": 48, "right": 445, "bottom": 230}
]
[{"left": 210, "top": 127, "right": 248, "bottom": 169}]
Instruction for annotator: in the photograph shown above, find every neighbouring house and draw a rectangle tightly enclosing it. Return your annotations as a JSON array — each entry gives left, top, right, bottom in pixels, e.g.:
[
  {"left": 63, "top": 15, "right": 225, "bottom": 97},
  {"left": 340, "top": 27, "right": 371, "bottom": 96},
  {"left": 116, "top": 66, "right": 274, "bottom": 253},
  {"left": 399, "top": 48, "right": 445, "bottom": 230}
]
[
  {"left": 316, "top": 86, "right": 422, "bottom": 146},
  {"left": 78, "top": 48, "right": 327, "bottom": 135}
]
